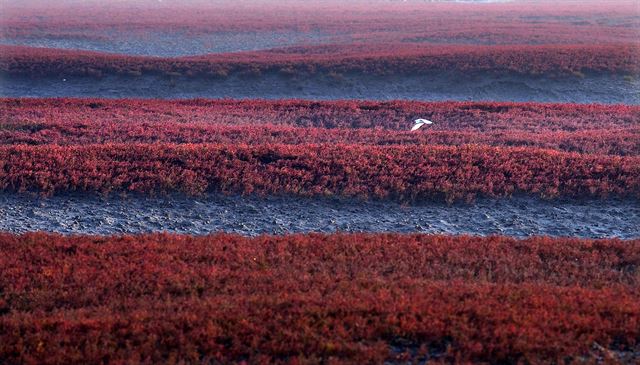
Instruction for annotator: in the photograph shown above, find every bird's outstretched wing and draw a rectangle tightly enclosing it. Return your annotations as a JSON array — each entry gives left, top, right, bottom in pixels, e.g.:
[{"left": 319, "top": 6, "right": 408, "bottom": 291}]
[
  {"left": 411, "top": 123, "right": 423, "bottom": 131},
  {"left": 415, "top": 119, "right": 433, "bottom": 124}
]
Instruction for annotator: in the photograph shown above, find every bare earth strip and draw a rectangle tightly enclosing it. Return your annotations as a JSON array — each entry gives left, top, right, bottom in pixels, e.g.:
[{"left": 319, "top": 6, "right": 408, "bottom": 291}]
[
  {"left": 2, "top": 72, "right": 638, "bottom": 104},
  {"left": 1, "top": 193, "right": 638, "bottom": 238}
]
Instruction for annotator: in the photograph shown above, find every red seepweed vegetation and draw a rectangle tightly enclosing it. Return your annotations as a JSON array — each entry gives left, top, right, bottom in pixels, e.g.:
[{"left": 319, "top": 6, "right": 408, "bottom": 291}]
[
  {"left": 2, "top": 98, "right": 639, "bottom": 156},
  {"left": 1, "top": 233, "right": 639, "bottom": 364},
  {"left": 1, "top": 143, "right": 638, "bottom": 202},
  {"left": 2, "top": 2, "right": 639, "bottom": 363},
  {"left": 1, "top": 43, "right": 638, "bottom": 79},
  {"left": 3, "top": 0, "right": 638, "bottom": 44},
  {"left": 1, "top": 98, "right": 638, "bottom": 202}
]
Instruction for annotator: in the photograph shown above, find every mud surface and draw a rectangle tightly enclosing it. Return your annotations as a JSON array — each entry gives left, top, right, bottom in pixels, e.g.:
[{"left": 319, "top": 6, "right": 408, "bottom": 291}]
[
  {"left": 1, "top": 193, "right": 638, "bottom": 238},
  {"left": 0, "top": 30, "right": 334, "bottom": 57},
  {"left": 2, "top": 72, "right": 637, "bottom": 104}
]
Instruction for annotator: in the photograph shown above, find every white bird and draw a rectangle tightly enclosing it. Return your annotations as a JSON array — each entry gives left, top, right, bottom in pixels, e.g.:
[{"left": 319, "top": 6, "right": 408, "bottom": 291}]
[{"left": 411, "top": 118, "right": 433, "bottom": 131}]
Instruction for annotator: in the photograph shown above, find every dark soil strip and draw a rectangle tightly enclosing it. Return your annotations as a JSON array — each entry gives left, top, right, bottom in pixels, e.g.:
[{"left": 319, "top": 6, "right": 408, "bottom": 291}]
[
  {"left": 2, "top": 72, "right": 638, "bottom": 104},
  {"left": 1, "top": 193, "right": 638, "bottom": 238}
]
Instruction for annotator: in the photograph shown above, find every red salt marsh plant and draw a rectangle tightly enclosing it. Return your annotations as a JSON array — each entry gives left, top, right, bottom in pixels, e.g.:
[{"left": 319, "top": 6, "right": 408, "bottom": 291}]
[
  {"left": 3, "top": 0, "right": 638, "bottom": 45},
  {"left": 1, "top": 233, "right": 639, "bottom": 364},
  {"left": 2, "top": 98, "right": 639, "bottom": 156},
  {"left": 5, "top": 123, "right": 638, "bottom": 156},
  {"left": 0, "top": 143, "right": 638, "bottom": 202},
  {"left": 1, "top": 43, "right": 638, "bottom": 78},
  {"left": 4, "top": 98, "right": 637, "bottom": 132}
]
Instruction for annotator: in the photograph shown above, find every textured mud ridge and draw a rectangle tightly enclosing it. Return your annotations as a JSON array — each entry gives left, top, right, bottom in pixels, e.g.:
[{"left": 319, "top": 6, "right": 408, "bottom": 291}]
[
  {"left": 1, "top": 193, "right": 638, "bottom": 238},
  {"left": 2, "top": 72, "right": 638, "bottom": 104}
]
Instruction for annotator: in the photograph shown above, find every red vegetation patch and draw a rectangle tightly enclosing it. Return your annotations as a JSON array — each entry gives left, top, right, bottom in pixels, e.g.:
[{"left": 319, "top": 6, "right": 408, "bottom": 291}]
[
  {"left": 2, "top": 98, "right": 638, "bottom": 156},
  {"left": 1, "top": 143, "right": 638, "bottom": 202},
  {"left": 1, "top": 233, "right": 639, "bottom": 364},
  {"left": 3, "top": 0, "right": 639, "bottom": 44},
  {"left": 2, "top": 43, "right": 638, "bottom": 78}
]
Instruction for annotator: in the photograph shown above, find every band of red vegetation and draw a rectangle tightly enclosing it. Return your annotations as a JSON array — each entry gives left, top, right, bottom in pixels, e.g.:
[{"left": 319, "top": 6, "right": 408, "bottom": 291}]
[
  {"left": 3, "top": 0, "right": 638, "bottom": 45},
  {"left": 1, "top": 143, "right": 638, "bottom": 202},
  {"left": 2, "top": 43, "right": 638, "bottom": 78},
  {"left": 1, "top": 233, "right": 638, "bottom": 364},
  {"left": 2, "top": 98, "right": 639, "bottom": 156},
  {"left": 2, "top": 98, "right": 638, "bottom": 202}
]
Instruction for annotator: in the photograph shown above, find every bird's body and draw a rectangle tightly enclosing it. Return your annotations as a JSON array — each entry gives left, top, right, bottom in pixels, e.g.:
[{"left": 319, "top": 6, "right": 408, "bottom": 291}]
[{"left": 411, "top": 118, "right": 433, "bottom": 131}]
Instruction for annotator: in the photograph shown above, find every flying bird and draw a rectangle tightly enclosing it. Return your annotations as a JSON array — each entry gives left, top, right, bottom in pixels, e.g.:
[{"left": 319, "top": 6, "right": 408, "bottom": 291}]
[{"left": 411, "top": 118, "right": 433, "bottom": 131}]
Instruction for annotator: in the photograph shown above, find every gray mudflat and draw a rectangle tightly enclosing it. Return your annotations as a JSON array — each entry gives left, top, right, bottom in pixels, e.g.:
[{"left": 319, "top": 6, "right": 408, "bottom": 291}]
[
  {"left": 0, "top": 30, "right": 332, "bottom": 57},
  {"left": 2, "top": 72, "right": 638, "bottom": 104},
  {"left": 1, "top": 193, "right": 638, "bottom": 238}
]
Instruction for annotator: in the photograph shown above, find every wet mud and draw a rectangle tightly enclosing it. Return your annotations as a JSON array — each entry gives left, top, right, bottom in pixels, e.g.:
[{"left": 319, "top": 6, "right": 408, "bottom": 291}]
[
  {"left": 0, "top": 30, "right": 333, "bottom": 57},
  {"left": 2, "top": 72, "right": 637, "bottom": 104},
  {"left": 1, "top": 193, "right": 638, "bottom": 238}
]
